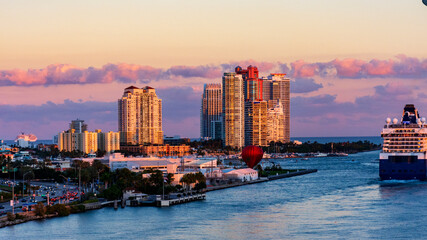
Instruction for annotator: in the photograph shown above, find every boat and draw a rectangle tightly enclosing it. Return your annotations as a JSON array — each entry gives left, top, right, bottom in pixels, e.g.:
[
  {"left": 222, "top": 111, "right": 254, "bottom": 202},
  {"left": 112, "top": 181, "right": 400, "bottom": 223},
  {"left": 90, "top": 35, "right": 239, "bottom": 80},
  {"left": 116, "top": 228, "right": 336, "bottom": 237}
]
[{"left": 379, "top": 104, "right": 427, "bottom": 180}]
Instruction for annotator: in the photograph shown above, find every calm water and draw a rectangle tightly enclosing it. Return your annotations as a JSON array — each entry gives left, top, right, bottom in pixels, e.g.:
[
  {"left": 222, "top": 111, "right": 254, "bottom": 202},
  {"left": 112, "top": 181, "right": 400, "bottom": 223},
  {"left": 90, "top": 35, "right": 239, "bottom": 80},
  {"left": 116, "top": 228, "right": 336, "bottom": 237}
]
[
  {"left": 2, "top": 150, "right": 427, "bottom": 239},
  {"left": 292, "top": 136, "right": 382, "bottom": 145}
]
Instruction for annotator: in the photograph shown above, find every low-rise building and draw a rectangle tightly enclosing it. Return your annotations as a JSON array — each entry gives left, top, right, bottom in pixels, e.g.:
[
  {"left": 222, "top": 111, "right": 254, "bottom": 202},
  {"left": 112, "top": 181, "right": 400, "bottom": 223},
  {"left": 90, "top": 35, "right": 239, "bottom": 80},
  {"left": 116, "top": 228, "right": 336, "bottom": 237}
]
[
  {"left": 107, "top": 153, "right": 178, "bottom": 174},
  {"left": 223, "top": 168, "right": 259, "bottom": 182},
  {"left": 120, "top": 144, "right": 190, "bottom": 157}
]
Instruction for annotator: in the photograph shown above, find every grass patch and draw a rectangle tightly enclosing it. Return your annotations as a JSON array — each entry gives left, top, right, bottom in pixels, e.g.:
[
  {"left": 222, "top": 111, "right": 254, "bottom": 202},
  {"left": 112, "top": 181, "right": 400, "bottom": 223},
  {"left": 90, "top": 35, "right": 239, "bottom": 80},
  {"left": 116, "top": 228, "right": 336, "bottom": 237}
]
[{"left": 82, "top": 198, "right": 99, "bottom": 204}]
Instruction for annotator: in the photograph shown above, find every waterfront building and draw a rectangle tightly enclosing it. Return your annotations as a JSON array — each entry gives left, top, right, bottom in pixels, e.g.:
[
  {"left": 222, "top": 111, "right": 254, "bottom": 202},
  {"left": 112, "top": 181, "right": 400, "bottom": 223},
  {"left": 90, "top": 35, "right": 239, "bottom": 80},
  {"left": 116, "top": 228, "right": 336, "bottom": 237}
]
[
  {"left": 223, "top": 168, "right": 259, "bottom": 182},
  {"left": 200, "top": 84, "right": 222, "bottom": 140},
  {"left": 69, "top": 119, "right": 88, "bottom": 133},
  {"left": 107, "top": 153, "right": 178, "bottom": 173},
  {"left": 222, "top": 72, "right": 245, "bottom": 148},
  {"left": 244, "top": 101, "right": 268, "bottom": 146},
  {"left": 221, "top": 66, "right": 290, "bottom": 147},
  {"left": 118, "top": 86, "right": 163, "bottom": 145},
  {"left": 262, "top": 74, "right": 290, "bottom": 142},
  {"left": 266, "top": 101, "right": 285, "bottom": 143}
]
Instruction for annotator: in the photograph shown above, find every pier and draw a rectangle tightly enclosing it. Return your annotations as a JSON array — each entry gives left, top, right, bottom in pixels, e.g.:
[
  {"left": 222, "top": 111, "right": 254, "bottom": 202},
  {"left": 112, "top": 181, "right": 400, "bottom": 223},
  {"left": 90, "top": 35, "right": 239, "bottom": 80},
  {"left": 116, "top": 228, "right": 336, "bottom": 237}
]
[{"left": 156, "top": 193, "right": 206, "bottom": 207}]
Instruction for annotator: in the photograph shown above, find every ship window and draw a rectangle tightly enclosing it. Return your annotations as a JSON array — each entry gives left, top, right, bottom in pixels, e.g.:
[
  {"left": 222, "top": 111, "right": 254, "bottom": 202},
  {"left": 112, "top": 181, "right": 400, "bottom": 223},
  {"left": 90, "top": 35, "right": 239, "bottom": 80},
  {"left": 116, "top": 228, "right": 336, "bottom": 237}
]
[{"left": 398, "top": 170, "right": 402, "bottom": 173}]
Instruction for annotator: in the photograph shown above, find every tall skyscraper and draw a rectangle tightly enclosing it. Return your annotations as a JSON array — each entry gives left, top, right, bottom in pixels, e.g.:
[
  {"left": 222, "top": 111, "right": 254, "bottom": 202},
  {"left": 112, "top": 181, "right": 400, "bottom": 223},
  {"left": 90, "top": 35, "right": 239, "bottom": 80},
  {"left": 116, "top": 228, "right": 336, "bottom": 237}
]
[
  {"left": 220, "top": 66, "right": 290, "bottom": 148},
  {"left": 118, "top": 86, "right": 163, "bottom": 145},
  {"left": 200, "top": 84, "right": 222, "bottom": 140},
  {"left": 263, "top": 74, "right": 290, "bottom": 142},
  {"left": 266, "top": 101, "right": 285, "bottom": 143},
  {"left": 235, "top": 65, "right": 263, "bottom": 101},
  {"left": 236, "top": 65, "right": 268, "bottom": 146},
  {"left": 244, "top": 101, "right": 268, "bottom": 146},
  {"left": 222, "top": 73, "right": 245, "bottom": 148}
]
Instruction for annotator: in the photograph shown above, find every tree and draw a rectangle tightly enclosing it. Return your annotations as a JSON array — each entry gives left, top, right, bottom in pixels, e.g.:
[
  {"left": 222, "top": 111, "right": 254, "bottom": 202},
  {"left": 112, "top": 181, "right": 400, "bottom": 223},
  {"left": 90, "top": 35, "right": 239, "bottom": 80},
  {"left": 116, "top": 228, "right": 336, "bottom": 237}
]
[{"left": 34, "top": 202, "right": 46, "bottom": 217}]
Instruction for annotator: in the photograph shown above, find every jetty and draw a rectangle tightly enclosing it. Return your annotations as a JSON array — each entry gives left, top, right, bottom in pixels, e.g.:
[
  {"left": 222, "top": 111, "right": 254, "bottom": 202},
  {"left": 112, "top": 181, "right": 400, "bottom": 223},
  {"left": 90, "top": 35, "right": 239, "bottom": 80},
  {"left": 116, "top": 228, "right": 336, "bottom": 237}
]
[{"left": 157, "top": 193, "right": 206, "bottom": 207}]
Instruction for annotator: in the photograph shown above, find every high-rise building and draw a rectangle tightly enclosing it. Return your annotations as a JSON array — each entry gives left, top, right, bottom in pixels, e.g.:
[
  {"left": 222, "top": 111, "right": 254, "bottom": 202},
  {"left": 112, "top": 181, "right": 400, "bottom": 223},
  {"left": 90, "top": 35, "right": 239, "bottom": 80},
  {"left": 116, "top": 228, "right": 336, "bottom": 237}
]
[
  {"left": 262, "top": 74, "right": 290, "bottom": 142},
  {"left": 266, "top": 101, "right": 285, "bottom": 143},
  {"left": 220, "top": 66, "right": 290, "bottom": 147},
  {"left": 222, "top": 73, "right": 245, "bottom": 148},
  {"left": 58, "top": 129, "right": 120, "bottom": 154},
  {"left": 235, "top": 65, "right": 263, "bottom": 101},
  {"left": 200, "top": 84, "right": 222, "bottom": 140},
  {"left": 58, "top": 129, "right": 98, "bottom": 154},
  {"left": 76, "top": 131, "right": 98, "bottom": 154},
  {"left": 245, "top": 101, "right": 268, "bottom": 146},
  {"left": 95, "top": 129, "right": 120, "bottom": 153},
  {"left": 118, "top": 86, "right": 163, "bottom": 145},
  {"left": 69, "top": 119, "right": 88, "bottom": 133}
]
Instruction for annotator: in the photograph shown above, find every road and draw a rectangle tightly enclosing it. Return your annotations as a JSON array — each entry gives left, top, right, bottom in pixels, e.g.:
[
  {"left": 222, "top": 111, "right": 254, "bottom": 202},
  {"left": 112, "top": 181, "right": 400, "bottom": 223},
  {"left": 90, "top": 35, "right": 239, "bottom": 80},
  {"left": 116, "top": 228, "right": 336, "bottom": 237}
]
[{"left": 0, "top": 178, "right": 82, "bottom": 216}]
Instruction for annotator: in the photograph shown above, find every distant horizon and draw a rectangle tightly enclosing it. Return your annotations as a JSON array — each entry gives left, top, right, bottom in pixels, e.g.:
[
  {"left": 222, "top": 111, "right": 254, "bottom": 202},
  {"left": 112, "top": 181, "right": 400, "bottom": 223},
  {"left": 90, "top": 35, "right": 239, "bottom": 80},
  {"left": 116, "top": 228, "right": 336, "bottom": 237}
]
[{"left": 1, "top": 135, "right": 381, "bottom": 142}]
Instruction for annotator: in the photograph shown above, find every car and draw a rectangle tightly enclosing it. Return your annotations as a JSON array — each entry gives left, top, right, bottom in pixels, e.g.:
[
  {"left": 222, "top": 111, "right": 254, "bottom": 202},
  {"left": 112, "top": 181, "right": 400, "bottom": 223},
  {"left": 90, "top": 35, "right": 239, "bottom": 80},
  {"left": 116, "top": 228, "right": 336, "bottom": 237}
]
[
  {"left": 21, "top": 199, "right": 27, "bottom": 202},
  {"left": 0, "top": 205, "right": 4, "bottom": 209}
]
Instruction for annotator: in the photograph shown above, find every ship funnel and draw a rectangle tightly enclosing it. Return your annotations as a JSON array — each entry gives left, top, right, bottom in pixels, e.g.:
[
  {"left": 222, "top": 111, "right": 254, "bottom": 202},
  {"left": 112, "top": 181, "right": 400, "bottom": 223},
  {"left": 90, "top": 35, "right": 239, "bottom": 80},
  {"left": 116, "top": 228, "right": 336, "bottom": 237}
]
[{"left": 392, "top": 118, "right": 398, "bottom": 124}]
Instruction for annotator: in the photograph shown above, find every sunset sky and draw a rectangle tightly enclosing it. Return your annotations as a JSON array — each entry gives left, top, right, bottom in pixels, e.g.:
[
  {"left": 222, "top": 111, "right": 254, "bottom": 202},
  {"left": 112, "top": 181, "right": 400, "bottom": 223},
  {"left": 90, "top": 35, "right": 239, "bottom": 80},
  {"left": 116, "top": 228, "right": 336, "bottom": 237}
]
[{"left": 1, "top": 0, "right": 427, "bottom": 139}]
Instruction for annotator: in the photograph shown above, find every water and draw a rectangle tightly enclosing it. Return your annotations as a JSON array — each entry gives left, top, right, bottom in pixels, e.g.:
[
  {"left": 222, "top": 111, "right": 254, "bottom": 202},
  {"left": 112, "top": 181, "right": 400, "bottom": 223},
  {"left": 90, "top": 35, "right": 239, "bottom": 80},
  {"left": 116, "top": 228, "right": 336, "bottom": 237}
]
[
  {"left": 2, "top": 150, "right": 427, "bottom": 239},
  {"left": 1, "top": 140, "right": 53, "bottom": 146},
  {"left": 291, "top": 136, "right": 382, "bottom": 145}
]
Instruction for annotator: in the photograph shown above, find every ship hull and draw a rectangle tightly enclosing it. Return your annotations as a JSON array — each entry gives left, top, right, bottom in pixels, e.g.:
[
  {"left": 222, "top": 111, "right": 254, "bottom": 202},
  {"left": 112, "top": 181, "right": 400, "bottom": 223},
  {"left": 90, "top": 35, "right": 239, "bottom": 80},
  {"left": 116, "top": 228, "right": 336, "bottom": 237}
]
[{"left": 379, "top": 157, "right": 427, "bottom": 180}]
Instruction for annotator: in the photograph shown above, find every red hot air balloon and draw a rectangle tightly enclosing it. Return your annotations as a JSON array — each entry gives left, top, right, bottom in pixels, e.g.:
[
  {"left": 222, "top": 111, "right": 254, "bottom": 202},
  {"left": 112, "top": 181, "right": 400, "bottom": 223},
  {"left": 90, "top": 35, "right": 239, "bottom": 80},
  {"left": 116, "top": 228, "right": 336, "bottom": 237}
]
[{"left": 242, "top": 145, "right": 264, "bottom": 168}]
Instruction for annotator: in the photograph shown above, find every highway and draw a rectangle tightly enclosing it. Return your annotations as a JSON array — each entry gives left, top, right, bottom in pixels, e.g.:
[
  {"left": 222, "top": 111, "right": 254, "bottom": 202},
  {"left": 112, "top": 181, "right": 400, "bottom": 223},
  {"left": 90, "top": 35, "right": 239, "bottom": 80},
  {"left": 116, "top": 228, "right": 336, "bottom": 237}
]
[{"left": 0, "top": 179, "right": 81, "bottom": 216}]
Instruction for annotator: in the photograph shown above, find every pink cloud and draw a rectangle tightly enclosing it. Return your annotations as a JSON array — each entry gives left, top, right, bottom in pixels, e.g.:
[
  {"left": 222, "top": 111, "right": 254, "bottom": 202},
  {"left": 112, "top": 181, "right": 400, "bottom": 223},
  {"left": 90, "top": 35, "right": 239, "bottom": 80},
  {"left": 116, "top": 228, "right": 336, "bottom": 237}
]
[
  {"left": 290, "top": 60, "right": 319, "bottom": 77},
  {"left": 332, "top": 58, "right": 365, "bottom": 77},
  {"left": 2, "top": 56, "right": 427, "bottom": 87}
]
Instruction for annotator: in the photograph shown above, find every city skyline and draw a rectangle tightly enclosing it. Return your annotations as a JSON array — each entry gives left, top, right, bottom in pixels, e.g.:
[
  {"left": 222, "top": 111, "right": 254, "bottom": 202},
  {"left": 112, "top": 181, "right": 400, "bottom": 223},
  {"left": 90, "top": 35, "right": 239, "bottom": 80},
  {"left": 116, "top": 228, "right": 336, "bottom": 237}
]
[{"left": 1, "top": 1, "right": 427, "bottom": 139}]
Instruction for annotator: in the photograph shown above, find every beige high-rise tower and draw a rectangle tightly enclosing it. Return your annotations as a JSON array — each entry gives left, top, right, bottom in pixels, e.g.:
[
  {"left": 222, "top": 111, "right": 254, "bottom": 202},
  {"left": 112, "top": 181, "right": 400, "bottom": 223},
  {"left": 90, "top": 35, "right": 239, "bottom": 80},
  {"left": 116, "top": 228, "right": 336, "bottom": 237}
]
[
  {"left": 262, "top": 74, "right": 290, "bottom": 142},
  {"left": 118, "top": 86, "right": 163, "bottom": 145},
  {"left": 222, "top": 73, "right": 245, "bottom": 148},
  {"left": 245, "top": 101, "right": 268, "bottom": 146}
]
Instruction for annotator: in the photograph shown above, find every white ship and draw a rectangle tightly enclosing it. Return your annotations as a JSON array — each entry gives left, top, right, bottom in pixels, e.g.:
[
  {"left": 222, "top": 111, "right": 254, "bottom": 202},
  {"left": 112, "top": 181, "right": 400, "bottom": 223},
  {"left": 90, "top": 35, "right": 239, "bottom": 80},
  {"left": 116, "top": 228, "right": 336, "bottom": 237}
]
[{"left": 379, "top": 104, "right": 427, "bottom": 180}]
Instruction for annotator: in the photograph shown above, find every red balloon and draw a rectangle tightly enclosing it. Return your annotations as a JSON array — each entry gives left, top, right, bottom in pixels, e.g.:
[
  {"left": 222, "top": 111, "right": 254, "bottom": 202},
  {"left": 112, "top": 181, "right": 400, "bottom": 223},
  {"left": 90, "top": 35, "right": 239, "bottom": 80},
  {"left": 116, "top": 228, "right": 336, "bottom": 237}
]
[{"left": 242, "top": 145, "right": 264, "bottom": 168}]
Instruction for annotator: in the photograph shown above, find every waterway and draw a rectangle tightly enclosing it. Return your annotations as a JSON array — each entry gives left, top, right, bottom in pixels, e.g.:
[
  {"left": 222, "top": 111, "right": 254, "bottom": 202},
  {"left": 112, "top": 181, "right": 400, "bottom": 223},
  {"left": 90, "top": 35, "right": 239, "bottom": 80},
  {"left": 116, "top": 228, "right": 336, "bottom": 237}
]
[{"left": 2, "top": 150, "right": 427, "bottom": 239}]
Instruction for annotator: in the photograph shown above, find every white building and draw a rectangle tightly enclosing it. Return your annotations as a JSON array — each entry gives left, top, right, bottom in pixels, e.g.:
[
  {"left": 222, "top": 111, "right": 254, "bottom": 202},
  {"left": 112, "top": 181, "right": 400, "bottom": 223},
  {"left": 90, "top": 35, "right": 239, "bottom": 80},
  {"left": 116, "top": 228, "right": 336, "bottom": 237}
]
[
  {"left": 107, "top": 153, "right": 178, "bottom": 174},
  {"left": 223, "top": 168, "right": 259, "bottom": 182}
]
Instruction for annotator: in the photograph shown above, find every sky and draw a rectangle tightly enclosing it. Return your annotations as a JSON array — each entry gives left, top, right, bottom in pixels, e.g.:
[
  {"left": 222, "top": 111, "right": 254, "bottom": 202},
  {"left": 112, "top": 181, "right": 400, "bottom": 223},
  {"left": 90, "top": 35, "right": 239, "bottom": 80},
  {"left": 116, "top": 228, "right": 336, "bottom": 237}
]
[{"left": 1, "top": 0, "right": 427, "bottom": 139}]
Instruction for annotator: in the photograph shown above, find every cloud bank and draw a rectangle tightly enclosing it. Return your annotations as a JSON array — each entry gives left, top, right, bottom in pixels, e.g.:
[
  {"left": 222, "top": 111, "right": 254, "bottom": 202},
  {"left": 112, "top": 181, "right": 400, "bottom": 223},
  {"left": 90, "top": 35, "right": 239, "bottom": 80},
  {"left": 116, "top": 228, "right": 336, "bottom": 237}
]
[{"left": 2, "top": 56, "right": 427, "bottom": 87}]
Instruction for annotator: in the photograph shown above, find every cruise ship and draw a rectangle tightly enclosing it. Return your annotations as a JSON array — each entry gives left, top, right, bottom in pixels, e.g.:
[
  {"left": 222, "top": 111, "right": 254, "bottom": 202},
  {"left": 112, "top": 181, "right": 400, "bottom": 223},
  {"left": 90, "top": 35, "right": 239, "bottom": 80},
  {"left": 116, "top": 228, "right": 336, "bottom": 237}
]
[{"left": 380, "top": 104, "right": 427, "bottom": 180}]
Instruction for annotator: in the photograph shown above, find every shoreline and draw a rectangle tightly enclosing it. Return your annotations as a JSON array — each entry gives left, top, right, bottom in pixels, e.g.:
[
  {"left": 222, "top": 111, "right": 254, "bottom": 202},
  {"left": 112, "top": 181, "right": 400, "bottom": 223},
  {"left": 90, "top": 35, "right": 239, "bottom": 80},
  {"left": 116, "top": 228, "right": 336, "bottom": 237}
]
[{"left": 0, "top": 169, "right": 317, "bottom": 229}]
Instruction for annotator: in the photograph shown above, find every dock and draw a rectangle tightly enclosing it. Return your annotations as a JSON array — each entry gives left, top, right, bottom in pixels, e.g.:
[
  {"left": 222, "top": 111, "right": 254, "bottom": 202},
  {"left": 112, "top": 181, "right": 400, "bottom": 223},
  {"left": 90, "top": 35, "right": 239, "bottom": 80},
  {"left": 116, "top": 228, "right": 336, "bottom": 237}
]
[{"left": 156, "top": 193, "right": 206, "bottom": 207}]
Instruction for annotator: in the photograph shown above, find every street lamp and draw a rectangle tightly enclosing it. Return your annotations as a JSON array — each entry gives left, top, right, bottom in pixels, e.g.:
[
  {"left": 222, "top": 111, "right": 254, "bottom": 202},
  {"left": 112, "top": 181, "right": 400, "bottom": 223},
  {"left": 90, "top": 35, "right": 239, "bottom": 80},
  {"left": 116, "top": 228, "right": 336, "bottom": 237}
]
[
  {"left": 23, "top": 172, "right": 32, "bottom": 198},
  {"left": 60, "top": 175, "right": 69, "bottom": 203}
]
